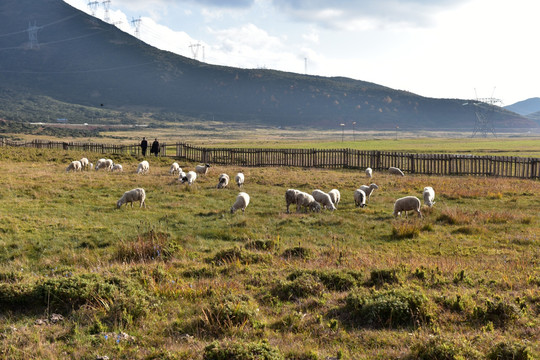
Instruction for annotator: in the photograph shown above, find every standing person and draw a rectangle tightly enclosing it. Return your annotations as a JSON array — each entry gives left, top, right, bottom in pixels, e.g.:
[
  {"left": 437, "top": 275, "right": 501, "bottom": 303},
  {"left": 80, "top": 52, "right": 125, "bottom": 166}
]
[
  {"left": 140, "top": 137, "right": 148, "bottom": 156},
  {"left": 150, "top": 138, "right": 160, "bottom": 157}
]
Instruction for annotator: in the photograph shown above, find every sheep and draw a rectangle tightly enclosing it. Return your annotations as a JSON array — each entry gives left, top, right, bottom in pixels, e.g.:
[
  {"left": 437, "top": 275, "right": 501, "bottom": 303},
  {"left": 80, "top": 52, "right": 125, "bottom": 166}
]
[
  {"left": 353, "top": 189, "right": 367, "bottom": 208},
  {"left": 181, "top": 171, "right": 197, "bottom": 185},
  {"left": 423, "top": 186, "right": 436, "bottom": 207},
  {"left": 178, "top": 171, "right": 186, "bottom": 181},
  {"left": 231, "top": 192, "right": 250, "bottom": 214},
  {"left": 169, "top": 162, "right": 181, "bottom": 175},
  {"left": 328, "top": 189, "right": 340, "bottom": 208},
  {"left": 235, "top": 172, "right": 245, "bottom": 188},
  {"left": 366, "top": 167, "right": 373, "bottom": 178},
  {"left": 359, "top": 183, "right": 379, "bottom": 203},
  {"left": 116, "top": 188, "right": 146, "bottom": 208},
  {"left": 96, "top": 158, "right": 113, "bottom": 171},
  {"left": 296, "top": 191, "right": 321, "bottom": 213},
  {"left": 393, "top": 196, "right": 422, "bottom": 218},
  {"left": 80, "top": 157, "right": 89, "bottom": 170},
  {"left": 389, "top": 166, "right": 405, "bottom": 176},
  {"left": 136, "top": 160, "right": 149, "bottom": 174},
  {"left": 88, "top": 163, "right": 94, "bottom": 170},
  {"left": 112, "top": 164, "right": 123, "bottom": 172},
  {"left": 195, "top": 163, "right": 211, "bottom": 175},
  {"left": 95, "top": 158, "right": 107, "bottom": 171},
  {"left": 217, "top": 173, "right": 230, "bottom": 189},
  {"left": 285, "top": 189, "right": 301, "bottom": 214},
  {"left": 66, "top": 160, "right": 82, "bottom": 172},
  {"left": 312, "top": 189, "right": 336, "bottom": 211}
]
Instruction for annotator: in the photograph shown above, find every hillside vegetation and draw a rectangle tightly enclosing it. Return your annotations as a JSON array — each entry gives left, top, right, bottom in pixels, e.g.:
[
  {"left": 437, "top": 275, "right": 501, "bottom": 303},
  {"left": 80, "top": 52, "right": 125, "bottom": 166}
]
[{"left": 0, "top": 146, "right": 538, "bottom": 359}]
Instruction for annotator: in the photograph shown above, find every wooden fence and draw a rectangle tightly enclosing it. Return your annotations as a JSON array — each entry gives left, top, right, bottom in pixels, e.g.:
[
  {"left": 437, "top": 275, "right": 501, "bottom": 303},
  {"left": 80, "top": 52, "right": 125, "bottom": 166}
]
[{"left": 2, "top": 138, "right": 539, "bottom": 179}]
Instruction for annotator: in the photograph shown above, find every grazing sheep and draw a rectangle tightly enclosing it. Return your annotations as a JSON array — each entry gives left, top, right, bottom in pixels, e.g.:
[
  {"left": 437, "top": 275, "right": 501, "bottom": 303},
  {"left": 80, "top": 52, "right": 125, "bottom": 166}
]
[
  {"left": 217, "top": 173, "right": 230, "bottom": 189},
  {"left": 178, "top": 171, "right": 186, "bottom": 181},
  {"left": 359, "top": 183, "right": 379, "bottom": 203},
  {"left": 231, "top": 192, "right": 250, "bottom": 214},
  {"left": 296, "top": 191, "right": 321, "bottom": 213},
  {"left": 285, "top": 189, "right": 301, "bottom": 214},
  {"left": 112, "top": 164, "right": 123, "bottom": 172},
  {"left": 136, "top": 160, "right": 149, "bottom": 174},
  {"left": 88, "top": 163, "right": 94, "bottom": 170},
  {"left": 116, "top": 188, "right": 146, "bottom": 208},
  {"left": 328, "top": 189, "right": 341, "bottom": 208},
  {"left": 353, "top": 189, "right": 367, "bottom": 208},
  {"left": 169, "top": 162, "right": 181, "bottom": 175},
  {"left": 66, "top": 160, "right": 82, "bottom": 172},
  {"left": 195, "top": 163, "right": 211, "bottom": 175},
  {"left": 366, "top": 167, "right": 373, "bottom": 178},
  {"left": 423, "top": 186, "right": 436, "bottom": 207},
  {"left": 181, "top": 170, "right": 197, "bottom": 185},
  {"left": 393, "top": 196, "right": 422, "bottom": 218},
  {"left": 80, "top": 157, "right": 89, "bottom": 170},
  {"left": 95, "top": 158, "right": 107, "bottom": 171},
  {"left": 389, "top": 166, "right": 405, "bottom": 176},
  {"left": 235, "top": 172, "right": 245, "bottom": 188},
  {"left": 312, "top": 189, "right": 336, "bottom": 211}
]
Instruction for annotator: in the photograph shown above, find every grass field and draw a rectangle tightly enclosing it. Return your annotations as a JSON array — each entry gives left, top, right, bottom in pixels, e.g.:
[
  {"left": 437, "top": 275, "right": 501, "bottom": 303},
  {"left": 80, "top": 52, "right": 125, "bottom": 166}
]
[{"left": 0, "top": 146, "right": 539, "bottom": 359}]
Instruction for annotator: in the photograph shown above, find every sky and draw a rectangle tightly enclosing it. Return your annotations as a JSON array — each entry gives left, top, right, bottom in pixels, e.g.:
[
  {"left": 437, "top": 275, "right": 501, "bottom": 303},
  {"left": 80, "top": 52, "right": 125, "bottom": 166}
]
[{"left": 62, "top": 0, "right": 539, "bottom": 105}]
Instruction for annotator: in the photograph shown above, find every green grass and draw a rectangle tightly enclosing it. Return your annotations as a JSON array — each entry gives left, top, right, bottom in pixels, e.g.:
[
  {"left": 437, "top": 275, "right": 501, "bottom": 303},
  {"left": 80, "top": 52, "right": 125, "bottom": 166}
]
[{"left": 0, "top": 146, "right": 539, "bottom": 359}]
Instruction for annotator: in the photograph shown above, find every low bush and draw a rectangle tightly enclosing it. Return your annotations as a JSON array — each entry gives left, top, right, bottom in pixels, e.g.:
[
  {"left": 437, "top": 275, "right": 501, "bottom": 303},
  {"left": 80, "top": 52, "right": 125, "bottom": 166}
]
[
  {"left": 407, "top": 337, "right": 478, "bottom": 360},
  {"left": 282, "top": 246, "right": 313, "bottom": 260},
  {"left": 472, "top": 297, "right": 520, "bottom": 327},
  {"left": 486, "top": 341, "right": 532, "bottom": 360},
  {"left": 208, "top": 247, "right": 270, "bottom": 265},
  {"left": 272, "top": 273, "right": 325, "bottom": 301},
  {"left": 367, "top": 268, "right": 401, "bottom": 287},
  {"left": 391, "top": 220, "right": 421, "bottom": 239},
  {"left": 287, "top": 269, "right": 362, "bottom": 292},
  {"left": 200, "top": 294, "right": 260, "bottom": 335},
  {"left": 203, "top": 340, "right": 283, "bottom": 360},
  {"left": 114, "top": 230, "right": 174, "bottom": 263}
]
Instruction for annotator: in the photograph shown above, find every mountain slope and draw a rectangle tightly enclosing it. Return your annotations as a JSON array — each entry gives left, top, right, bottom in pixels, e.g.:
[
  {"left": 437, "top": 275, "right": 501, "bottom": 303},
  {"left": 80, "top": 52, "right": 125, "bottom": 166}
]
[
  {"left": 504, "top": 98, "right": 540, "bottom": 116},
  {"left": 0, "top": 0, "right": 536, "bottom": 130}
]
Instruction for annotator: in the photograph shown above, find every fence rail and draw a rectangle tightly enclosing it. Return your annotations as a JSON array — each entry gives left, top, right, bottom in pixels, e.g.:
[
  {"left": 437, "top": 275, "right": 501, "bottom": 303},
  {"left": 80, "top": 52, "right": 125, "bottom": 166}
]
[{"left": 1, "top": 138, "right": 539, "bottom": 179}]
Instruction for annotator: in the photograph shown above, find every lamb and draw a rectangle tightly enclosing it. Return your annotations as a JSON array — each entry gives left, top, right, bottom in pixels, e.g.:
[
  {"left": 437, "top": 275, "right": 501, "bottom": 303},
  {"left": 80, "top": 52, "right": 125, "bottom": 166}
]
[
  {"left": 366, "top": 167, "right": 373, "bottom": 178},
  {"left": 169, "top": 162, "right": 181, "bottom": 175},
  {"left": 116, "top": 188, "right": 146, "bottom": 208},
  {"left": 353, "top": 189, "right": 367, "bottom": 208},
  {"left": 296, "top": 191, "right": 321, "bottom": 213},
  {"left": 235, "top": 172, "right": 245, "bottom": 188},
  {"left": 312, "top": 189, "right": 336, "bottom": 211},
  {"left": 389, "top": 166, "right": 405, "bottom": 176},
  {"left": 423, "top": 186, "right": 436, "bottom": 207},
  {"left": 112, "top": 164, "right": 123, "bottom": 172},
  {"left": 181, "top": 171, "right": 197, "bottom": 185},
  {"left": 359, "top": 183, "right": 379, "bottom": 203},
  {"left": 136, "top": 160, "right": 149, "bottom": 174},
  {"left": 217, "top": 173, "right": 230, "bottom": 189},
  {"left": 66, "top": 160, "right": 82, "bottom": 172},
  {"left": 230, "top": 192, "right": 250, "bottom": 214},
  {"left": 393, "top": 196, "right": 422, "bottom": 218},
  {"left": 328, "top": 189, "right": 340, "bottom": 208},
  {"left": 285, "top": 189, "right": 301, "bottom": 214},
  {"left": 195, "top": 163, "right": 211, "bottom": 175},
  {"left": 80, "top": 157, "right": 89, "bottom": 170}
]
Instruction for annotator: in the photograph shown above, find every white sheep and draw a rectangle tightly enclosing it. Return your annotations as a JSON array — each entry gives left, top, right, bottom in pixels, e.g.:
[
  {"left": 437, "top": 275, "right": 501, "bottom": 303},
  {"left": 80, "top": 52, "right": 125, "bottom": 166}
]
[
  {"left": 359, "top": 183, "right": 379, "bottom": 203},
  {"left": 96, "top": 158, "right": 113, "bottom": 171},
  {"left": 170, "top": 162, "right": 181, "bottom": 175},
  {"left": 116, "top": 188, "right": 146, "bottom": 208},
  {"left": 285, "top": 189, "right": 301, "bottom": 213},
  {"left": 112, "top": 164, "right": 123, "bottom": 172},
  {"left": 178, "top": 171, "right": 186, "bottom": 181},
  {"left": 389, "top": 166, "right": 405, "bottom": 176},
  {"left": 393, "top": 196, "right": 422, "bottom": 218},
  {"left": 354, "top": 189, "right": 367, "bottom": 208},
  {"left": 235, "top": 172, "right": 245, "bottom": 188},
  {"left": 181, "top": 171, "right": 197, "bottom": 185},
  {"left": 328, "top": 189, "right": 340, "bottom": 208},
  {"left": 136, "top": 160, "right": 149, "bottom": 174},
  {"left": 231, "top": 192, "right": 250, "bottom": 214},
  {"left": 312, "top": 189, "right": 336, "bottom": 211},
  {"left": 195, "top": 163, "right": 211, "bottom": 175},
  {"left": 80, "top": 157, "right": 89, "bottom": 170},
  {"left": 88, "top": 163, "right": 94, "bottom": 170},
  {"left": 217, "top": 173, "right": 230, "bottom": 189},
  {"left": 95, "top": 158, "right": 107, "bottom": 171},
  {"left": 296, "top": 191, "right": 321, "bottom": 213},
  {"left": 66, "top": 160, "right": 82, "bottom": 172},
  {"left": 366, "top": 167, "right": 373, "bottom": 178},
  {"left": 423, "top": 186, "right": 436, "bottom": 207}
]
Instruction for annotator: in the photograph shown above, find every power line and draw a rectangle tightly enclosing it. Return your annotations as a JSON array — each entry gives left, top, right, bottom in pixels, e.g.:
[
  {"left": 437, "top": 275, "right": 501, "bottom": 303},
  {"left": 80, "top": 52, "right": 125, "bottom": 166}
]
[
  {"left": 0, "top": 61, "right": 154, "bottom": 75},
  {"left": 0, "top": 13, "right": 81, "bottom": 39}
]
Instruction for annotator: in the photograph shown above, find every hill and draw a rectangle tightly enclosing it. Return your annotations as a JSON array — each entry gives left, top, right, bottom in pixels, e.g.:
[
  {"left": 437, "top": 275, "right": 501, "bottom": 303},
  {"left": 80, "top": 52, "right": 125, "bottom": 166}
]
[
  {"left": 0, "top": 0, "right": 536, "bottom": 130},
  {"left": 504, "top": 97, "right": 540, "bottom": 116}
]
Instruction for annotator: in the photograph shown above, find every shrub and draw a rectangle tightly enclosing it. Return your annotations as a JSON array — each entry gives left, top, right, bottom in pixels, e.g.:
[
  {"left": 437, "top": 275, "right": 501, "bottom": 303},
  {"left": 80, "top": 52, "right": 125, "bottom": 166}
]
[
  {"left": 114, "top": 230, "right": 173, "bottom": 263},
  {"left": 368, "top": 268, "right": 401, "bottom": 287},
  {"left": 345, "top": 288, "right": 431, "bottom": 328},
  {"left": 486, "top": 341, "right": 532, "bottom": 360},
  {"left": 407, "top": 337, "right": 472, "bottom": 360},
  {"left": 208, "top": 247, "right": 269, "bottom": 265},
  {"left": 472, "top": 297, "right": 520, "bottom": 327},
  {"left": 391, "top": 220, "right": 421, "bottom": 239},
  {"left": 287, "top": 269, "right": 362, "bottom": 292},
  {"left": 282, "top": 246, "right": 313, "bottom": 260},
  {"left": 245, "top": 239, "right": 277, "bottom": 251},
  {"left": 272, "top": 273, "right": 324, "bottom": 301},
  {"left": 201, "top": 294, "right": 260, "bottom": 334},
  {"left": 203, "top": 340, "right": 283, "bottom": 360}
]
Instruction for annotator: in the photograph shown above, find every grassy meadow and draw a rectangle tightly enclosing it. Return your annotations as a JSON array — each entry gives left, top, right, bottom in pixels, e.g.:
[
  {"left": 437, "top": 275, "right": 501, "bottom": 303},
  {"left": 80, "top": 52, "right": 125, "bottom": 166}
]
[{"left": 0, "top": 146, "right": 539, "bottom": 359}]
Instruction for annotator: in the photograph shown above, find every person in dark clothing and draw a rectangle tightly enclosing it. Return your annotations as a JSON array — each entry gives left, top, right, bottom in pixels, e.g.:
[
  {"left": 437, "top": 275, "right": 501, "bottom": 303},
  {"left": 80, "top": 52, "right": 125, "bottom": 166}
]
[
  {"left": 150, "top": 138, "right": 160, "bottom": 157},
  {"left": 140, "top": 137, "right": 148, "bottom": 156}
]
